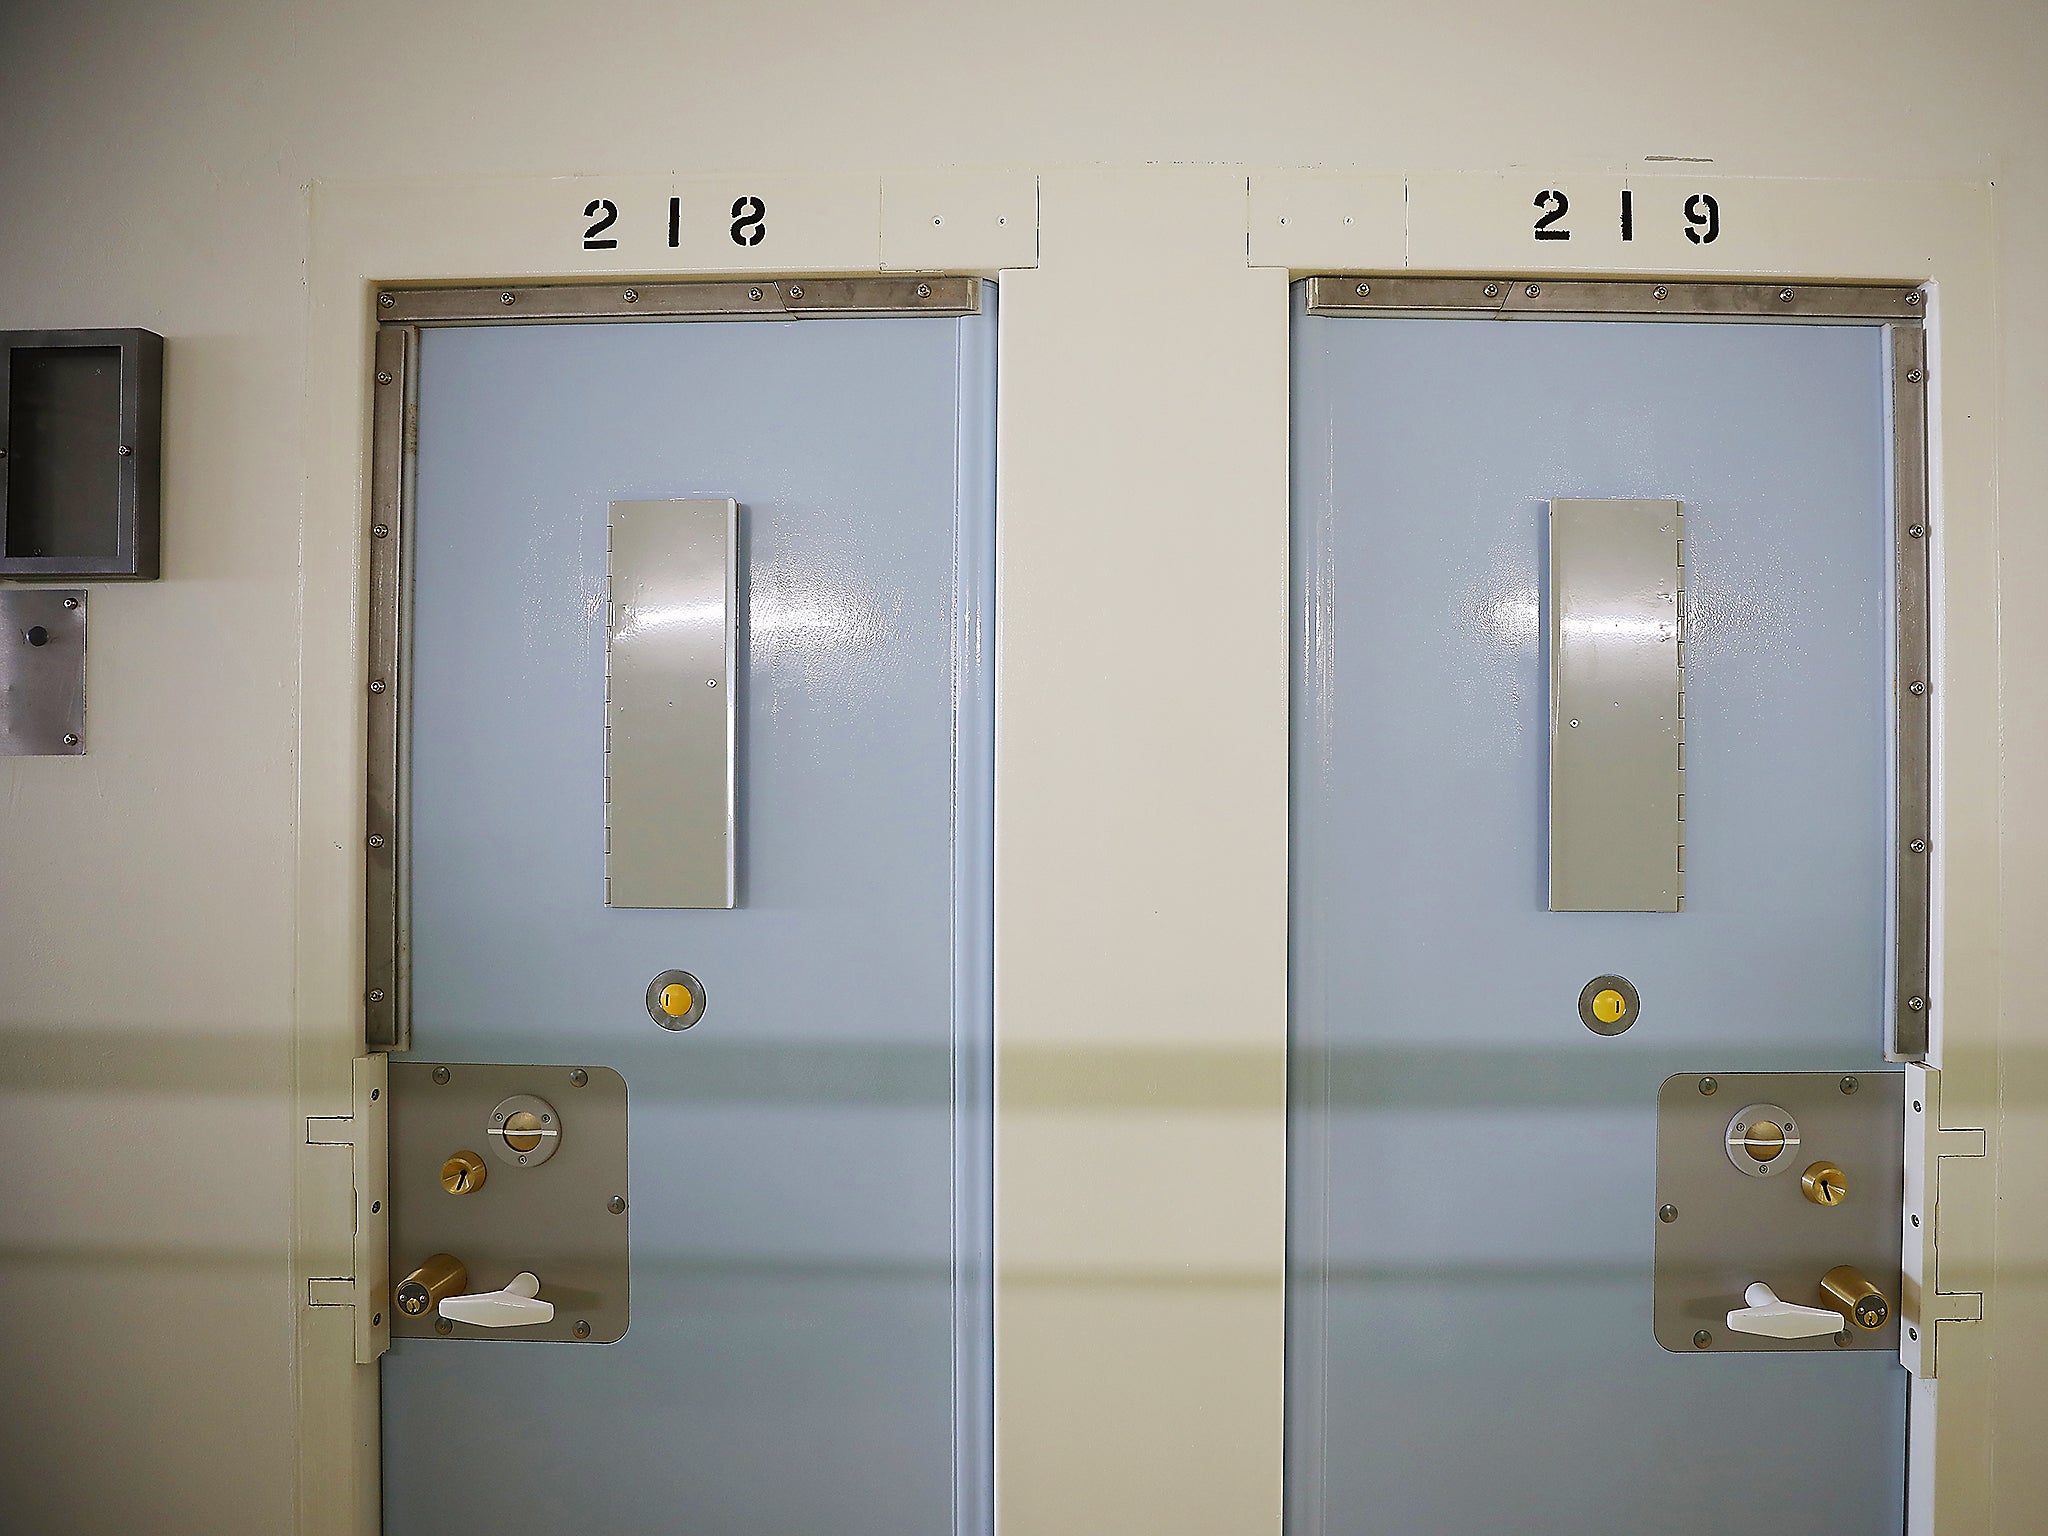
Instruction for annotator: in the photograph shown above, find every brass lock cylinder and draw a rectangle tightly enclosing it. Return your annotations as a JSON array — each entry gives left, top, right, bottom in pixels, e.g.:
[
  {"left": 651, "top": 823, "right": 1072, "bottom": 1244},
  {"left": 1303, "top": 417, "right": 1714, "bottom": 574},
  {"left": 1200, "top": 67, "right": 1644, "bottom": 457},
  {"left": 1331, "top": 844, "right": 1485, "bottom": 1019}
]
[
  {"left": 1820, "top": 1265, "right": 1889, "bottom": 1331},
  {"left": 1800, "top": 1161, "right": 1848, "bottom": 1206},
  {"left": 395, "top": 1253, "right": 468, "bottom": 1318},
  {"left": 441, "top": 1149, "right": 488, "bottom": 1195}
]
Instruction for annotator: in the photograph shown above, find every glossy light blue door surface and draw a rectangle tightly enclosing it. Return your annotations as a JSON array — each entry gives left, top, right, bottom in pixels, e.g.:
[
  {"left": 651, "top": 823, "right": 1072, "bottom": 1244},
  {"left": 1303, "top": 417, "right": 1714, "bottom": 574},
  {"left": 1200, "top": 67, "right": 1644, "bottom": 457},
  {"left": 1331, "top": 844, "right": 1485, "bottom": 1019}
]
[
  {"left": 385, "top": 305, "right": 994, "bottom": 1535},
  {"left": 1289, "top": 308, "right": 1905, "bottom": 1534}
]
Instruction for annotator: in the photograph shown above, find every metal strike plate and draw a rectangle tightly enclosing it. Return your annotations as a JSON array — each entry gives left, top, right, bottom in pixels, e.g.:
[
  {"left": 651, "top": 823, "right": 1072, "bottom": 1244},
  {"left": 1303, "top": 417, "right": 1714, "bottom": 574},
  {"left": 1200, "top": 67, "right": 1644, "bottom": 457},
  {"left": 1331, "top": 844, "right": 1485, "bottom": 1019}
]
[
  {"left": 390, "top": 1062, "right": 629, "bottom": 1343},
  {"left": 0, "top": 588, "right": 85, "bottom": 754},
  {"left": 1654, "top": 1071, "right": 1904, "bottom": 1353}
]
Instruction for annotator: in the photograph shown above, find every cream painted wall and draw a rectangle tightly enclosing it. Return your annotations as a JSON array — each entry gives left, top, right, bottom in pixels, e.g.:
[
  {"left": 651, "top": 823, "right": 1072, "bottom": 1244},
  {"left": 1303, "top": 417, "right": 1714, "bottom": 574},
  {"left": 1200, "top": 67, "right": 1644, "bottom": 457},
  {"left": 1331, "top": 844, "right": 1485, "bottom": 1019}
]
[{"left": 1, "top": 3, "right": 2044, "bottom": 1535}]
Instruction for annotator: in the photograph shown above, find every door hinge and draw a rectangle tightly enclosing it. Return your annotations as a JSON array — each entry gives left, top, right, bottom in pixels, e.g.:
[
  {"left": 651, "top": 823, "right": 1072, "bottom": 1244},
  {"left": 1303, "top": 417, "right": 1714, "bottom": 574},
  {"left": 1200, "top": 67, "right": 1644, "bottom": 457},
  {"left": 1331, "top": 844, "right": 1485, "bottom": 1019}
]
[
  {"left": 306, "top": 1053, "right": 391, "bottom": 1364},
  {"left": 1901, "top": 1063, "right": 1985, "bottom": 1379}
]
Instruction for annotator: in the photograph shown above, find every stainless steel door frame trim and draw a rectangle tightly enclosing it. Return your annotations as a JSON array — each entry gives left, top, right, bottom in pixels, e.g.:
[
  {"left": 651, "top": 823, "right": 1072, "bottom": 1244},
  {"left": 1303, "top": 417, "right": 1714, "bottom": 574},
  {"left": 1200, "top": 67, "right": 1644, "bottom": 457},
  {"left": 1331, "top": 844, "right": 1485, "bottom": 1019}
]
[
  {"left": 1890, "top": 326, "right": 1932, "bottom": 1060},
  {"left": 362, "top": 274, "right": 980, "bottom": 1052},
  {"left": 364, "top": 322, "right": 413, "bottom": 1054},
  {"left": 377, "top": 275, "right": 980, "bottom": 325},
  {"left": 1304, "top": 274, "right": 1926, "bottom": 323},
  {"left": 1301, "top": 274, "right": 1935, "bottom": 1062}
]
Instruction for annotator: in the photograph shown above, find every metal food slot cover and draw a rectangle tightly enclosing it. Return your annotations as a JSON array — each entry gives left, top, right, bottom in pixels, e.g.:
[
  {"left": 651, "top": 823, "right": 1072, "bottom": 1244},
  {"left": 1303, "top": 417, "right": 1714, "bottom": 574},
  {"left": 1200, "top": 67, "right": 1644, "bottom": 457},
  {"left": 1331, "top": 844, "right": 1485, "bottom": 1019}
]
[
  {"left": 606, "top": 497, "right": 738, "bottom": 909},
  {"left": 1548, "top": 498, "right": 1684, "bottom": 913}
]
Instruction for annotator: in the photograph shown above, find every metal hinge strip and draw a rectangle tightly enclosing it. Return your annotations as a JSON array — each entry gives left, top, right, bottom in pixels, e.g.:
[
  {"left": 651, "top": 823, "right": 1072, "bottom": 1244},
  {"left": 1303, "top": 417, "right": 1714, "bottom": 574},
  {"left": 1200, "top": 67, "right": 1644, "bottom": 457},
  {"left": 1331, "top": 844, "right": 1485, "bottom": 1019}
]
[
  {"left": 1900, "top": 1064, "right": 1985, "bottom": 1379},
  {"left": 305, "top": 1054, "right": 391, "bottom": 1364}
]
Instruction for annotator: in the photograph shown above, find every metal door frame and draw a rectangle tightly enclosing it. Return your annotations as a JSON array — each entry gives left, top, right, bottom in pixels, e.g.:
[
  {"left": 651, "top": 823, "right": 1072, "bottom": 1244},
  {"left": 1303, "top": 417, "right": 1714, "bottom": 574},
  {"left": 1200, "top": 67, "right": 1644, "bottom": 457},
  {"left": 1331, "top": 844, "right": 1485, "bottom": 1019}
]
[
  {"left": 359, "top": 273, "right": 994, "bottom": 1533},
  {"left": 1301, "top": 275, "right": 1932, "bottom": 1063}
]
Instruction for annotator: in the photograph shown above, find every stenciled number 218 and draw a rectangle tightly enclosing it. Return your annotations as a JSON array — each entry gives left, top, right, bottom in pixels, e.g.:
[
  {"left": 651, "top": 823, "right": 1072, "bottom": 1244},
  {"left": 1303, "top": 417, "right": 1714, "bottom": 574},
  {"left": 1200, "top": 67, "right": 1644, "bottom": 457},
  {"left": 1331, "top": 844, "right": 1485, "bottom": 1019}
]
[
  {"left": 580, "top": 195, "right": 769, "bottom": 250},
  {"left": 1532, "top": 189, "right": 1720, "bottom": 244}
]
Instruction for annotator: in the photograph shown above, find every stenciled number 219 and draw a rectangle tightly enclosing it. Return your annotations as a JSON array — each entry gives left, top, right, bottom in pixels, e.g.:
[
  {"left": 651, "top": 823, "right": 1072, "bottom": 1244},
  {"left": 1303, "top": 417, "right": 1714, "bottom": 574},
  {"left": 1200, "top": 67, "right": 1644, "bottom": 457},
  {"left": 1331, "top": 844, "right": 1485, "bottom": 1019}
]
[
  {"left": 581, "top": 195, "right": 769, "bottom": 250},
  {"left": 1532, "top": 189, "right": 1720, "bottom": 245}
]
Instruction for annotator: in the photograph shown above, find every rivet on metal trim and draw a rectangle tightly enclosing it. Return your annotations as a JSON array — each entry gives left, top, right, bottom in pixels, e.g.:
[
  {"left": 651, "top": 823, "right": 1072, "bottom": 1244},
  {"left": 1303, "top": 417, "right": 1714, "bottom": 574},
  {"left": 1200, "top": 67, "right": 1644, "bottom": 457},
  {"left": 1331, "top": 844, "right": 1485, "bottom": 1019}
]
[
  {"left": 608, "top": 1195, "right": 627, "bottom": 1214},
  {"left": 1658, "top": 1204, "right": 1678, "bottom": 1223},
  {"left": 1357, "top": 282, "right": 1372, "bottom": 297},
  {"left": 1906, "top": 996, "right": 1927, "bottom": 1012},
  {"left": 376, "top": 371, "right": 393, "bottom": 386},
  {"left": 917, "top": 283, "right": 933, "bottom": 298},
  {"left": 1693, "top": 1331, "right": 1712, "bottom": 1349},
  {"left": 1698, "top": 1077, "right": 1718, "bottom": 1096},
  {"left": 379, "top": 293, "right": 395, "bottom": 308},
  {"left": 369, "top": 678, "right": 387, "bottom": 694},
  {"left": 372, "top": 523, "right": 389, "bottom": 539},
  {"left": 368, "top": 988, "right": 385, "bottom": 1003},
  {"left": 1907, "top": 368, "right": 1924, "bottom": 383},
  {"left": 1908, "top": 524, "right": 1926, "bottom": 539},
  {"left": 1908, "top": 680, "right": 1927, "bottom": 696},
  {"left": 1524, "top": 283, "right": 1541, "bottom": 298},
  {"left": 433, "top": 1066, "right": 451, "bottom": 1084},
  {"left": 622, "top": 288, "right": 638, "bottom": 303},
  {"left": 1653, "top": 285, "right": 1669, "bottom": 300},
  {"left": 1841, "top": 1076, "right": 1860, "bottom": 1095},
  {"left": 368, "top": 834, "right": 385, "bottom": 849},
  {"left": 788, "top": 284, "right": 804, "bottom": 299},
  {"left": 1910, "top": 838, "right": 1927, "bottom": 854},
  {"left": 1483, "top": 283, "right": 1500, "bottom": 298},
  {"left": 1779, "top": 288, "right": 1795, "bottom": 301},
  {"left": 1907, "top": 291, "right": 1924, "bottom": 306},
  {"left": 499, "top": 291, "right": 516, "bottom": 305},
  {"left": 570, "top": 1069, "right": 589, "bottom": 1087},
  {"left": 748, "top": 287, "right": 763, "bottom": 301}
]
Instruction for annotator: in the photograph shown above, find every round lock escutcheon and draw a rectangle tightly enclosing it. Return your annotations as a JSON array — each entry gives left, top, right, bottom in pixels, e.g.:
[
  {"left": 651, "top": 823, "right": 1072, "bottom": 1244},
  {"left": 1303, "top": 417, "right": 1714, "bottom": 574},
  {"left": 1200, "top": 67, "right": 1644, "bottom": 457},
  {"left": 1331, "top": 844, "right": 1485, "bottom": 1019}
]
[
  {"left": 1577, "top": 974, "right": 1640, "bottom": 1036},
  {"left": 647, "top": 969, "right": 707, "bottom": 1030},
  {"left": 1724, "top": 1102, "right": 1800, "bottom": 1177},
  {"left": 487, "top": 1094, "right": 562, "bottom": 1169}
]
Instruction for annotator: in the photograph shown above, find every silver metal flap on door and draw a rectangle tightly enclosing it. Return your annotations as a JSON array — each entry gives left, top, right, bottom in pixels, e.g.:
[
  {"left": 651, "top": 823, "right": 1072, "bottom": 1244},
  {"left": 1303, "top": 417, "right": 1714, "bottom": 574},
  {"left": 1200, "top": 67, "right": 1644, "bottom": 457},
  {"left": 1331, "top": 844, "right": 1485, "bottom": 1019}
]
[{"left": 605, "top": 498, "right": 738, "bottom": 909}]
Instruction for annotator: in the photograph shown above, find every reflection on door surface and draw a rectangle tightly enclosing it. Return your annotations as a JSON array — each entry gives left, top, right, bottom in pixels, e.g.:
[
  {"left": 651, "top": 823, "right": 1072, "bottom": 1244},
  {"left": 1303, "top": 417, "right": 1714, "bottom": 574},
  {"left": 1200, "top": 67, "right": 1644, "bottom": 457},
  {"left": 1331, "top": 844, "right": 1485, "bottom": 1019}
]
[
  {"left": 1288, "top": 304, "right": 1907, "bottom": 1534},
  {"left": 383, "top": 303, "right": 994, "bottom": 1536}
]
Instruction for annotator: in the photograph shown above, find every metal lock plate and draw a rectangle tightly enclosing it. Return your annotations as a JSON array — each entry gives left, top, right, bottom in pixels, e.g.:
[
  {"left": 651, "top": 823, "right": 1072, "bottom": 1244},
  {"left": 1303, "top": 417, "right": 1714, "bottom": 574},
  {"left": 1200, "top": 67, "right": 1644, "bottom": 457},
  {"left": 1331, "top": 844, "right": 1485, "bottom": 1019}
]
[
  {"left": 0, "top": 589, "right": 85, "bottom": 754},
  {"left": 1654, "top": 1071, "right": 1903, "bottom": 1353},
  {"left": 390, "top": 1062, "right": 629, "bottom": 1343}
]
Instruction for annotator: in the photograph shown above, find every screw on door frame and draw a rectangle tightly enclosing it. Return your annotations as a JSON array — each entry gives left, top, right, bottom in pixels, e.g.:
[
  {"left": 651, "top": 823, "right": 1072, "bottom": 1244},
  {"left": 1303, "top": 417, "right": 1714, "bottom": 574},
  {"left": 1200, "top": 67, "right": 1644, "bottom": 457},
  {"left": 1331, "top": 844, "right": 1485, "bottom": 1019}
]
[
  {"left": 573, "top": 1320, "right": 592, "bottom": 1339},
  {"left": 608, "top": 1195, "right": 627, "bottom": 1214},
  {"left": 1841, "top": 1075, "right": 1860, "bottom": 1094},
  {"left": 1693, "top": 1330, "right": 1712, "bottom": 1348},
  {"left": 1698, "top": 1077, "right": 1718, "bottom": 1096},
  {"left": 570, "top": 1069, "right": 589, "bottom": 1087},
  {"left": 433, "top": 1066, "right": 450, "bottom": 1084},
  {"left": 1658, "top": 1204, "right": 1678, "bottom": 1223}
]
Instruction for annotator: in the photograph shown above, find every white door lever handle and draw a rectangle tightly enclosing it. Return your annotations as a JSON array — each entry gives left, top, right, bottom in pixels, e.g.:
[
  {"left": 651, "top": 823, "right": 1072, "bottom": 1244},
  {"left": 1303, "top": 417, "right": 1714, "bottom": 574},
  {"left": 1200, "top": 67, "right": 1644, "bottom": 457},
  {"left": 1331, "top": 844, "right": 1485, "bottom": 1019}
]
[
  {"left": 1725, "top": 1281, "right": 1844, "bottom": 1339},
  {"left": 438, "top": 1270, "right": 555, "bottom": 1328}
]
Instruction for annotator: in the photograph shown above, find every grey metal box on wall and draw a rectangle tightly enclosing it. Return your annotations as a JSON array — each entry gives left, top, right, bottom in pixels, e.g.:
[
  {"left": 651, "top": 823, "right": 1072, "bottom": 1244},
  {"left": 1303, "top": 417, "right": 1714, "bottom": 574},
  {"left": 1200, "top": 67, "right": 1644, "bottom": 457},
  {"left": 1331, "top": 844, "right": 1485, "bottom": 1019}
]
[
  {"left": 605, "top": 498, "right": 738, "bottom": 908},
  {"left": 1548, "top": 498, "right": 1685, "bottom": 912},
  {"left": 0, "top": 329, "right": 163, "bottom": 580}
]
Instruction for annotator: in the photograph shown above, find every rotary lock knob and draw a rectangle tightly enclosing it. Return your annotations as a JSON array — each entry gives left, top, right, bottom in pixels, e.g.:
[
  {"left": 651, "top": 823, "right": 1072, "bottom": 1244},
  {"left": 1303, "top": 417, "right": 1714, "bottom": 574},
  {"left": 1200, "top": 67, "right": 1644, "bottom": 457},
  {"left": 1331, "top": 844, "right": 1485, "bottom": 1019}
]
[{"left": 394, "top": 1253, "right": 468, "bottom": 1318}]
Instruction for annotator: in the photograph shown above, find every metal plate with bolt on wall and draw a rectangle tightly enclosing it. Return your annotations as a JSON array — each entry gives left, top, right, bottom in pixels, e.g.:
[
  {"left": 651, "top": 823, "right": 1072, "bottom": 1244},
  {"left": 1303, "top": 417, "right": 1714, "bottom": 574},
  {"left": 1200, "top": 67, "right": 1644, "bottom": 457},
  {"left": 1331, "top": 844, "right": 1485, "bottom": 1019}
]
[
  {"left": 389, "top": 1062, "right": 629, "bottom": 1344},
  {"left": 1549, "top": 499, "right": 1684, "bottom": 912},
  {"left": 0, "top": 589, "right": 85, "bottom": 754},
  {"left": 1654, "top": 1071, "right": 1903, "bottom": 1353},
  {"left": 606, "top": 499, "right": 737, "bottom": 909}
]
